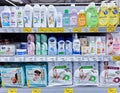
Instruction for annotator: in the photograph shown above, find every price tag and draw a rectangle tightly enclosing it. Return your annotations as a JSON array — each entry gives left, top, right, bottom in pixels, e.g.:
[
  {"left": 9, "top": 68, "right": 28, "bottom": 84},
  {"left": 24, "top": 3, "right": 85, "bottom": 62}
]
[
  {"left": 1, "top": 57, "right": 10, "bottom": 62},
  {"left": 73, "top": 27, "right": 82, "bottom": 32},
  {"left": 58, "top": 28, "right": 64, "bottom": 32},
  {"left": 66, "top": 57, "right": 74, "bottom": 61},
  {"left": 89, "top": 27, "right": 98, "bottom": 32},
  {"left": 112, "top": 56, "right": 120, "bottom": 61},
  {"left": 25, "top": 57, "right": 35, "bottom": 62},
  {"left": 8, "top": 88, "right": 17, "bottom": 93},
  {"left": 47, "top": 56, "right": 56, "bottom": 61},
  {"left": 9, "top": 57, "right": 15, "bottom": 62},
  {"left": 89, "top": 57, "right": 95, "bottom": 61},
  {"left": 23, "top": 28, "right": 32, "bottom": 33},
  {"left": 57, "top": 56, "right": 67, "bottom": 61},
  {"left": 107, "top": 26, "right": 116, "bottom": 32},
  {"left": 97, "top": 56, "right": 103, "bottom": 61},
  {"left": 36, "top": 57, "right": 46, "bottom": 62},
  {"left": 108, "top": 88, "right": 117, "bottom": 93},
  {"left": 32, "top": 88, "right": 40, "bottom": 93},
  {"left": 64, "top": 88, "right": 74, "bottom": 93},
  {"left": 103, "top": 56, "right": 110, "bottom": 61},
  {"left": 74, "top": 56, "right": 82, "bottom": 61},
  {"left": 15, "top": 57, "right": 24, "bottom": 62},
  {"left": 0, "top": 57, "right": 1, "bottom": 62}
]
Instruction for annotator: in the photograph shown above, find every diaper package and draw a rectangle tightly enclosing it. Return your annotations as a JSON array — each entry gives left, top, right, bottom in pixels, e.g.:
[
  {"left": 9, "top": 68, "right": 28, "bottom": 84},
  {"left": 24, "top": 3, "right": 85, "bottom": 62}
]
[
  {"left": 100, "top": 61, "right": 120, "bottom": 86},
  {"left": 73, "top": 62, "right": 99, "bottom": 86},
  {"left": 1, "top": 63, "right": 25, "bottom": 87},
  {"left": 25, "top": 63, "right": 47, "bottom": 87},
  {"left": 48, "top": 62, "right": 72, "bottom": 86}
]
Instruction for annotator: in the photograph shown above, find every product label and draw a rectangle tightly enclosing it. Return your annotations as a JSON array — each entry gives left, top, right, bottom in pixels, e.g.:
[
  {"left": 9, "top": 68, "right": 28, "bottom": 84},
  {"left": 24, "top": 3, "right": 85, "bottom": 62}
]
[
  {"left": 2, "top": 13, "right": 10, "bottom": 27},
  {"left": 33, "top": 11, "right": 40, "bottom": 24},
  {"left": 66, "top": 40, "right": 72, "bottom": 55},
  {"left": 73, "top": 41, "right": 80, "bottom": 54},
  {"left": 70, "top": 15, "right": 77, "bottom": 26},
  {"left": 58, "top": 41, "right": 65, "bottom": 55},
  {"left": 24, "top": 11, "right": 31, "bottom": 24},
  {"left": 48, "top": 11, "right": 55, "bottom": 27},
  {"left": 63, "top": 16, "right": 70, "bottom": 26}
]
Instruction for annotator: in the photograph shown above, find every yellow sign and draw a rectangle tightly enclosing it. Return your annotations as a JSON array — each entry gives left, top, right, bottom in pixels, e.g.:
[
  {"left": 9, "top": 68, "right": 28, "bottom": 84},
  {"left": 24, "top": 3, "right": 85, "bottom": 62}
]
[
  {"left": 8, "top": 88, "right": 17, "bottom": 93},
  {"left": 108, "top": 88, "right": 117, "bottom": 93},
  {"left": 32, "top": 88, "right": 40, "bottom": 93},
  {"left": 38, "top": 28, "right": 64, "bottom": 33},
  {"left": 73, "top": 27, "right": 82, "bottom": 32},
  {"left": 23, "top": 28, "right": 32, "bottom": 33},
  {"left": 89, "top": 27, "right": 98, "bottom": 32},
  {"left": 64, "top": 88, "right": 74, "bottom": 93},
  {"left": 107, "top": 26, "right": 116, "bottom": 32},
  {"left": 112, "top": 56, "right": 120, "bottom": 61}
]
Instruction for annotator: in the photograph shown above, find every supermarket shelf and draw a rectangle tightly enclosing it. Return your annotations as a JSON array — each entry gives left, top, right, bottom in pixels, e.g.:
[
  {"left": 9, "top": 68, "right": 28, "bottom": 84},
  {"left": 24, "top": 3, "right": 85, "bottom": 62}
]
[
  {"left": 0, "top": 27, "right": 120, "bottom": 33},
  {"left": 0, "top": 87, "right": 120, "bottom": 93},
  {"left": 0, "top": 55, "right": 116, "bottom": 62}
]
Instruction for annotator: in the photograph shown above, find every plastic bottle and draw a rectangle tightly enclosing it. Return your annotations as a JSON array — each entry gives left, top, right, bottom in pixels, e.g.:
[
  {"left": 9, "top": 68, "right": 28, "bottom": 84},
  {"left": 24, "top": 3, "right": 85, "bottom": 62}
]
[
  {"left": 73, "top": 34, "right": 81, "bottom": 55},
  {"left": 56, "top": 12, "right": 63, "bottom": 27},
  {"left": 33, "top": 4, "right": 41, "bottom": 27},
  {"left": 70, "top": 9, "right": 77, "bottom": 27},
  {"left": 47, "top": 5, "right": 57, "bottom": 28},
  {"left": 108, "top": 1, "right": 119, "bottom": 27},
  {"left": 63, "top": 9, "right": 70, "bottom": 27},
  {"left": 10, "top": 7, "right": 17, "bottom": 27},
  {"left": 98, "top": 1, "right": 109, "bottom": 27},
  {"left": 85, "top": 2, "right": 98, "bottom": 28},
  {"left": 23, "top": 4, "right": 33, "bottom": 27},
  {"left": 36, "top": 34, "right": 41, "bottom": 55},
  {"left": 1, "top": 6, "right": 11, "bottom": 27},
  {"left": 78, "top": 10, "right": 86, "bottom": 27},
  {"left": 48, "top": 36, "right": 57, "bottom": 55},
  {"left": 58, "top": 37, "right": 65, "bottom": 55},
  {"left": 40, "top": 5, "right": 47, "bottom": 27},
  {"left": 96, "top": 37, "right": 102, "bottom": 55},
  {"left": 41, "top": 34, "right": 47, "bottom": 55},
  {"left": 17, "top": 7, "right": 24, "bottom": 27},
  {"left": 66, "top": 37, "right": 72, "bottom": 55}
]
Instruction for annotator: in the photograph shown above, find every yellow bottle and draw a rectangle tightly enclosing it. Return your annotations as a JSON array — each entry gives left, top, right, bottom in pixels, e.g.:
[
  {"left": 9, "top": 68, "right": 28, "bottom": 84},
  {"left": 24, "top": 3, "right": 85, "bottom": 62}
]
[
  {"left": 98, "top": 2, "right": 109, "bottom": 27},
  {"left": 78, "top": 10, "right": 86, "bottom": 27},
  {"left": 108, "top": 1, "right": 119, "bottom": 27}
]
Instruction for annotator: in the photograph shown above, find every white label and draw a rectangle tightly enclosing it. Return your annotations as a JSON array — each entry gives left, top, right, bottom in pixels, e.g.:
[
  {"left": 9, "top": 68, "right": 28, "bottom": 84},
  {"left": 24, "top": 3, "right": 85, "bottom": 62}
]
[
  {"left": 57, "top": 57, "right": 66, "bottom": 61},
  {"left": 1, "top": 57, "right": 10, "bottom": 62},
  {"left": 36, "top": 57, "right": 46, "bottom": 62},
  {"left": 67, "top": 57, "right": 75, "bottom": 61},
  {"left": 25, "top": 57, "right": 35, "bottom": 62},
  {"left": 15, "top": 57, "right": 24, "bottom": 62},
  {"left": 47, "top": 56, "right": 56, "bottom": 61}
]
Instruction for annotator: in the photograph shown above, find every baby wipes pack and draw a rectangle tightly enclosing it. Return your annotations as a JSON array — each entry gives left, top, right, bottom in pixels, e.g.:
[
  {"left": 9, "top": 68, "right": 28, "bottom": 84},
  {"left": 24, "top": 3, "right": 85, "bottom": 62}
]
[
  {"left": 100, "top": 61, "right": 120, "bottom": 86},
  {"left": 25, "top": 63, "right": 47, "bottom": 87},
  {"left": 73, "top": 62, "right": 99, "bottom": 86},
  {"left": 1, "top": 63, "right": 25, "bottom": 87},
  {"left": 48, "top": 62, "right": 72, "bottom": 86}
]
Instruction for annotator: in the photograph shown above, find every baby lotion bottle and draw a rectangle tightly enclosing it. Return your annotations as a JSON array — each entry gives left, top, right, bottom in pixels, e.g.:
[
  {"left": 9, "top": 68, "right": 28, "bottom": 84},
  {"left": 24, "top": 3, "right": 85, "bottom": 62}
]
[
  {"left": 27, "top": 34, "right": 35, "bottom": 55},
  {"left": 65, "top": 37, "right": 72, "bottom": 55},
  {"left": 36, "top": 34, "right": 41, "bottom": 55},
  {"left": 58, "top": 37, "right": 65, "bottom": 55},
  {"left": 56, "top": 12, "right": 63, "bottom": 27},
  {"left": 47, "top": 5, "right": 57, "bottom": 28},
  {"left": 96, "top": 37, "right": 102, "bottom": 55},
  {"left": 40, "top": 5, "right": 47, "bottom": 27},
  {"left": 1, "top": 6, "right": 11, "bottom": 27},
  {"left": 23, "top": 4, "right": 33, "bottom": 27},
  {"left": 70, "top": 9, "right": 77, "bottom": 27},
  {"left": 63, "top": 9, "right": 70, "bottom": 27},
  {"left": 10, "top": 7, "right": 17, "bottom": 27},
  {"left": 33, "top": 4, "right": 41, "bottom": 27},
  {"left": 101, "top": 36, "right": 106, "bottom": 55},
  {"left": 78, "top": 10, "right": 86, "bottom": 27},
  {"left": 17, "top": 7, "right": 24, "bottom": 27},
  {"left": 48, "top": 36, "right": 57, "bottom": 55},
  {"left": 41, "top": 34, "right": 47, "bottom": 55},
  {"left": 73, "top": 34, "right": 80, "bottom": 55}
]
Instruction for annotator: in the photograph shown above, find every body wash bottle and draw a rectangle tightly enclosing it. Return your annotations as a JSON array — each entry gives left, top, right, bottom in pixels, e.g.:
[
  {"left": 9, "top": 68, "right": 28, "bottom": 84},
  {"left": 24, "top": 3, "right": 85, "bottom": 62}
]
[
  {"left": 36, "top": 34, "right": 41, "bottom": 55},
  {"left": 66, "top": 37, "right": 72, "bottom": 55},
  {"left": 41, "top": 5, "right": 47, "bottom": 27},
  {"left": 70, "top": 9, "right": 77, "bottom": 27},
  {"left": 63, "top": 9, "right": 70, "bottom": 27},
  {"left": 56, "top": 12, "right": 63, "bottom": 27},
  {"left": 58, "top": 37, "right": 65, "bottom": 55}
]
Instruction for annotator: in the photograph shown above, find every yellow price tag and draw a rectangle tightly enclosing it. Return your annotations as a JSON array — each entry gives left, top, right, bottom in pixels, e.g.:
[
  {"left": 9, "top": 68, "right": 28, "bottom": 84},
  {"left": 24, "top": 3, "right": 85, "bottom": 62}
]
[
  {"left": 64, "top": 88, "right": 74, "bottom": 93},
  {"left": 112, "top": 56, "right": 120, "bottom": 61},
  {"left": 58, "top": 28, "right": 64, "bottom": 32},
  {"left": 108, "top": 88, "right": 117, "bottom": 93},
  {"left": 107, "top": 26, "right": 116, "bottom": 32},
  {"left": 23, "top": 28, "right": 32, "bottom": 33},
  {"left": 89, "top": 27, "right": 98, "bottom": 32},
  {"left": 27, "top": 80, "right": 30, "bottom": 87},
  {"left": 73, "top": 28, "right": 82, "bottom": 32},
  {"left": 8, "top": 88, "right": 17, "bottom": 93},
  {"left": 32, "top": 88, "right": 40, "bottom": 93}
]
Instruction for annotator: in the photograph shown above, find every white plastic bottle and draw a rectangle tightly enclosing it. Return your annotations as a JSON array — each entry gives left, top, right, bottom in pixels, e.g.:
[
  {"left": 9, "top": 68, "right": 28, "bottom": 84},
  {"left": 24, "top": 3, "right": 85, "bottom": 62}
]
[
  {"left": 73, "top": 34, "right": 81, "bottom": 55},
  {"left": 17, "top": 7, "right": 24, "bottom": 27},
  {"left": 47, "top": 5, "right": 57, "bottom": 28},
  {"left": 23, "top": 4, "right": 33, "bottom": 27},
  {"left": 40, "top": 5, "right": 47, "bottom": 27},
  {"left": 56, "top": 12, "right": 63, "bottom": 27},
  {"left": 33, "top": 4, "right": 41, "bottom": 27},
  {"left": 10, "top": 7, "right": 17, "bottom": 27},
  {"left": 58, "top": 37, "right": 65, "bottom": 55},
  {"left": 1, "top": 6, "right": 11, "bottom": 27}
]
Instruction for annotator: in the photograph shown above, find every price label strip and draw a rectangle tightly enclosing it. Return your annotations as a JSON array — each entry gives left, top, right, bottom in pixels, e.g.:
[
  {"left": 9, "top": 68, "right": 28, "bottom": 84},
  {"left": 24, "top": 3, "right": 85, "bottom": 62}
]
[
  {"left": 108, "top": 88, "right": 117, "bottom": 93},
  {"left": 32, "top": 88, "right": 40, "bottom": 93},
  {"left": 38, "top": 28, "right": 64, "bottom": 33},
  {"left": 112, "top": 56, "right": 120, "bottom": 61},
  {"left": 8, "top": 88, "right": 17, "bottom": 93},
  {"left": 73, "top": 27, "right": 82, "bottom": 32},
  {"left": 89, "top": 27, "right": 98, "bottom": 32},
  {"left": 107, "top": 26, "right": 116, "bottom": 32},
  {"left": 64, "top": 88, "right": 74, "bottom": 93},
  {"left": 23, "top": 28, "right": 32, "bottom": 33}
]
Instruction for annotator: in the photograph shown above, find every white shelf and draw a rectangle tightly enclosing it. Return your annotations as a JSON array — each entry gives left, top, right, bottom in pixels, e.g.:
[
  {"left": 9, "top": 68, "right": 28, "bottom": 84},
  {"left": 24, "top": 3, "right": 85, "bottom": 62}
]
[{"left": 0, "top": 55, "right": 112, "bottom": 62}]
